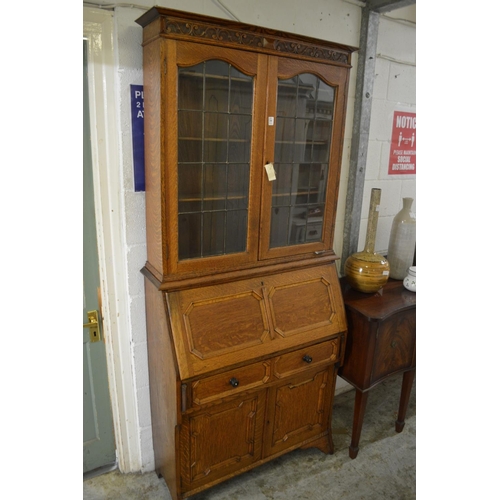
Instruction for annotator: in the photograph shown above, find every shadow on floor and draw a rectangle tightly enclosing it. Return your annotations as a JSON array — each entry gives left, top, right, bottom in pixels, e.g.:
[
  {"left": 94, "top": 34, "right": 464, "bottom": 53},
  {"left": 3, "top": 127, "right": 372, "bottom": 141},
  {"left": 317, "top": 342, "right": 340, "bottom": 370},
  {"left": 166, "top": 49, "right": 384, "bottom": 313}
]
[{"left": 84, "top": 374, "right": 416, "bottom": 499}]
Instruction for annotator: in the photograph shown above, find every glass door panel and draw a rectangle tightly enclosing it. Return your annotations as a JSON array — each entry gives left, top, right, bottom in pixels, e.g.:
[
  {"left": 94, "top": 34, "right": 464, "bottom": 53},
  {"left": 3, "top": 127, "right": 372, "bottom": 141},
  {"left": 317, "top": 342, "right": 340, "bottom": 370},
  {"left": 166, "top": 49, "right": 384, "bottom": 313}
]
[
  {"left": 271, "top": 73, "right": 335, "bottom": 248},
  {"left": 178, "top": 61, "right": 253, "bottom": 261}
]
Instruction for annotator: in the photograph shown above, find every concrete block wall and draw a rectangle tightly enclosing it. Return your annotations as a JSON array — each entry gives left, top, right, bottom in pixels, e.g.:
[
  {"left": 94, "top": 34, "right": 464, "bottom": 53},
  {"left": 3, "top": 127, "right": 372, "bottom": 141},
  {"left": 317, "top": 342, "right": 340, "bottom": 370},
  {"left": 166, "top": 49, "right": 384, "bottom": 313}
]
[
  {"left": 357, "top": 10, "right": 416, "bottom": 255},
  {"left": 106, "top": 0, "right": 415, "bottom": 472}
]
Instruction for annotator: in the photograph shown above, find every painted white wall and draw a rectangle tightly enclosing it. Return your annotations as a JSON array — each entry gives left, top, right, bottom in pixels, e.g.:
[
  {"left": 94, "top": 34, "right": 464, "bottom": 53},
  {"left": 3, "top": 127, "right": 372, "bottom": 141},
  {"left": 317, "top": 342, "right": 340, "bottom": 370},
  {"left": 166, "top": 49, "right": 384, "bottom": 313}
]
[{"left": 100, "top": 0, "right": 415, "bottom": 472}]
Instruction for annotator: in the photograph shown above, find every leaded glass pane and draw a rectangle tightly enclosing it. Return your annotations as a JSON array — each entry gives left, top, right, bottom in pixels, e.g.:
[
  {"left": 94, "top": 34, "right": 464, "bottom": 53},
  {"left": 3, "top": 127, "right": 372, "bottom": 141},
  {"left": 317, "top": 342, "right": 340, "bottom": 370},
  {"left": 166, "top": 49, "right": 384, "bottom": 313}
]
[
  {"left": 177, "top": 61, "right": 253, "bottom": 260},
  {"left": 271, "top": 73, "right": 335, "bottom": 248}
]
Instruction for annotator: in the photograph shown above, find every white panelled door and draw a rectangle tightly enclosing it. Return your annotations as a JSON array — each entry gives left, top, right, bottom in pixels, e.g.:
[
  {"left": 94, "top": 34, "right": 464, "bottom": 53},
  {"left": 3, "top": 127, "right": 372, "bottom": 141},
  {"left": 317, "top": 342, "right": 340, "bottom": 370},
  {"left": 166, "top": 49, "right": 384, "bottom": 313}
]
[{"left": 83, "top": 38, "right": 116, "bottom": 474}]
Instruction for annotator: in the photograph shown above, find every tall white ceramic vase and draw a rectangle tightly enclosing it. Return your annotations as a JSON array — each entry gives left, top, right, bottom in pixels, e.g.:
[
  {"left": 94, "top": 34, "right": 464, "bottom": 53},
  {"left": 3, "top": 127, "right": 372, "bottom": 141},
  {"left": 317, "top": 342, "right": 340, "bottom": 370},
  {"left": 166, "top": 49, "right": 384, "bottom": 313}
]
[{"left": 387, "top": 197, "right": 416, "bottom": 280}]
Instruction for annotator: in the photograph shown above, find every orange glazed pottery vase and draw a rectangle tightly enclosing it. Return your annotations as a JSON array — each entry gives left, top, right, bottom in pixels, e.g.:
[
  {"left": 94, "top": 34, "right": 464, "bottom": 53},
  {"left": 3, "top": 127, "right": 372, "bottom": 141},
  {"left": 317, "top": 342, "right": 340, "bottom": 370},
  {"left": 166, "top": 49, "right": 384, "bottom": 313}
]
[{"left": 344, "top": 188, "right": 390, "bottom": 293}]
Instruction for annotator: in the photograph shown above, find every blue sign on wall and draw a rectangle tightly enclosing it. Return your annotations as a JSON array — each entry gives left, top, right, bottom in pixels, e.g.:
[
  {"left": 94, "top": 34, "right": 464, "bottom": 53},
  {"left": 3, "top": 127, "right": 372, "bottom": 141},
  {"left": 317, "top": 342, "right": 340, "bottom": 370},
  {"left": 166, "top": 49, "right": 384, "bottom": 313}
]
[{"left": 130, "top": 84, "right": 145, "bottom": 192}]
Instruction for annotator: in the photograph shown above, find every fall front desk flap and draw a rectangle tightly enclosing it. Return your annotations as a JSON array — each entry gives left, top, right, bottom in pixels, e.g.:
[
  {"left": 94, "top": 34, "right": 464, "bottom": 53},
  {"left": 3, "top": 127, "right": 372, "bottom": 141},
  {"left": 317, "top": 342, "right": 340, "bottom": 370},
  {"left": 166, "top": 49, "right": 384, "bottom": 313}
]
[{"left": 166, "top": 264, "right": 347, "bottom": 380}]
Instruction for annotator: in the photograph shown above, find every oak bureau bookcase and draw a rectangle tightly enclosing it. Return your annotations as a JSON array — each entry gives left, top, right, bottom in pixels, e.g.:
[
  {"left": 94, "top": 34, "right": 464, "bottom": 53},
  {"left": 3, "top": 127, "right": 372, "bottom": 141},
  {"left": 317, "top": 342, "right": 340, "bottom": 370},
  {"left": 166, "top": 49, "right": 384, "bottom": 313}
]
[{"left": 136, "top": 7, "right": 356, "bottom": 499}]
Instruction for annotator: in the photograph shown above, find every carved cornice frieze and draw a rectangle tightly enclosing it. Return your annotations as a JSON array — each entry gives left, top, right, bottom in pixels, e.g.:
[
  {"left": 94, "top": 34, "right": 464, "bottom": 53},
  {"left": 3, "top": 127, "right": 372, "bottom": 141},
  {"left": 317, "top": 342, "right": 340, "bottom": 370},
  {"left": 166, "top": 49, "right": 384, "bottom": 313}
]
[
  {"left": 165, "top": 20, "right": 265, "bottom": 48},
  {"left": 273, "top": 40, "right": 349, "bottom": 64},
  {"left": 159, "top": 16, "right": 351, "bottom": 65}
]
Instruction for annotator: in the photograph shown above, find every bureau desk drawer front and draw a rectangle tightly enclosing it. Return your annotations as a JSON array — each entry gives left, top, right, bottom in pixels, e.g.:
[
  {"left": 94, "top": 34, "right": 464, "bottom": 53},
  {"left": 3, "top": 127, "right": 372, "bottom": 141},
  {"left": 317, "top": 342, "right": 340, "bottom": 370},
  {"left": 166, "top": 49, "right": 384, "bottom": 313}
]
[
  {"left": 372, "top": 311, "right": 416, "bottom": 382},
  {"left": 191, "top": 361, "right": 271, "bottom": 406},
  {"left": 274, "top": 339, "right": 341, "bottom": 379}
]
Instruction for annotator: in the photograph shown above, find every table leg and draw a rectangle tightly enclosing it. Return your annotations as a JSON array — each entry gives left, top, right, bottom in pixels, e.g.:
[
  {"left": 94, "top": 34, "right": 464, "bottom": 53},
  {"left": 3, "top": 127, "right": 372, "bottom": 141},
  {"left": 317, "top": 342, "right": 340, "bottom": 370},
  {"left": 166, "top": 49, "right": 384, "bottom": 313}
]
[
  {"left": 395, "top": 369, "right": 415, "bottom": 433},
  {"left": 349, "top": 389, "right": 369, "bottom": 459}
]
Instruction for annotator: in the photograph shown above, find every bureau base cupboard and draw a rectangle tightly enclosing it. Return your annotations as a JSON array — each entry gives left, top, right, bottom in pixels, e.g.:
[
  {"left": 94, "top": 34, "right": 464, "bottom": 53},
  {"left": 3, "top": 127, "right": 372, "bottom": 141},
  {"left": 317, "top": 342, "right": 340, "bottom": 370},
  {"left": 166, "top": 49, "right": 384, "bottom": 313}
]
[
  {"left": 137, "top": 7, "right": 355, "bottom": 499},
  {"left": 145, "top": 265, "right": 346, "bottom": 498}
]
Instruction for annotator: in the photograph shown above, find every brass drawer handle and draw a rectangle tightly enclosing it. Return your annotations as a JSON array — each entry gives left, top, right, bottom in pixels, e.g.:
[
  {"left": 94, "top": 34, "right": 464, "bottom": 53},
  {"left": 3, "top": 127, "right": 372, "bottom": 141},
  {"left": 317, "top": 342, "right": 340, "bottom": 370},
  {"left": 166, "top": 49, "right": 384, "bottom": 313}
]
[
  {"left": 229, "top": 377, "right": 239, "bottom": 387},
  {"left": 302, "top": 355, "right": 313, "bottom": 364}
]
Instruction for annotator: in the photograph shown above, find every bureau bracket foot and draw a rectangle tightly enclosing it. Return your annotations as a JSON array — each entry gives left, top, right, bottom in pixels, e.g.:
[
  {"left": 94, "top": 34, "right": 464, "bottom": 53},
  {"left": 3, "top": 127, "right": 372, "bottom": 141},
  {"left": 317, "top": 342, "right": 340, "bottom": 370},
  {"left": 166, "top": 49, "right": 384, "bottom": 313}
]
[{"left": 300, "top": 433, "right": 334, "bottom": 455}]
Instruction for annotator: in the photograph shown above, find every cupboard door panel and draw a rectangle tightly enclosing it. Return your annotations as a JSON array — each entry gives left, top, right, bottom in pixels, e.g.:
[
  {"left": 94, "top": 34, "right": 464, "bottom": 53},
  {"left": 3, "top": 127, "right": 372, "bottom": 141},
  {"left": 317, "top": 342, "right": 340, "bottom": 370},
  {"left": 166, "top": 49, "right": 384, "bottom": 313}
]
[
  {"left": 180, "top": 392, "right": 266, "bottom": 490},
  {"left": 265, "top": 368, "right": 333, "bottom": 457},
  {"left": 371, "top": 311, "right": 416, "bottom": 383}
]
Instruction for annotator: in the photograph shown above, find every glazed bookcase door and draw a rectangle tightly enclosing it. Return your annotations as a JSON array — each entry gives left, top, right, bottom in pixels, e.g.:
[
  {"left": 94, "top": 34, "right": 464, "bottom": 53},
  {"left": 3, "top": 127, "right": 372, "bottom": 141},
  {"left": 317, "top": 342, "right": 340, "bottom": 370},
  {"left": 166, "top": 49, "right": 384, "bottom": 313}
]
[
  {"left": 168, "top": 42, "right": 266, "bottom": 276},
  {"left": 259, "top": 58, "right": 347, "bottom": 261}
]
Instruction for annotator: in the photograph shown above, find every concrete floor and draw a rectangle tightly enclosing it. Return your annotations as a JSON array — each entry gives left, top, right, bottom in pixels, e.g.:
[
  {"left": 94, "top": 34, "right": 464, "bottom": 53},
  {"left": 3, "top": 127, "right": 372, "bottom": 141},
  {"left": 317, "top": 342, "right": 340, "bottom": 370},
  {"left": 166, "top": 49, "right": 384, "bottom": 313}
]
[{"left": 83, "top": 374, "right": 416, "bottom": 500}]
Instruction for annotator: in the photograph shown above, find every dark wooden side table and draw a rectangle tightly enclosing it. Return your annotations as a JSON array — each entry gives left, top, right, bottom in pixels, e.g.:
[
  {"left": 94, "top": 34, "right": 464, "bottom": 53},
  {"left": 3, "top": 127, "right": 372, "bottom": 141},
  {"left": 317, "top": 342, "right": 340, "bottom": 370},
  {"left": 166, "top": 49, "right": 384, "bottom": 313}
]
[{"left": 338, "top": 278, "right": 416, "bottom": 459}]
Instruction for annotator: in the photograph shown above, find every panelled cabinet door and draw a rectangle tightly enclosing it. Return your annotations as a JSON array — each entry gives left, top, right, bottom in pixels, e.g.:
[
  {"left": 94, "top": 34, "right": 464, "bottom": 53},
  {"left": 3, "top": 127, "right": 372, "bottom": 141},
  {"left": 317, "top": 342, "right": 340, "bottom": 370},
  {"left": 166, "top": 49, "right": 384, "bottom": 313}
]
[
  {"left": 264, "top": 367, "right": 334, "bottom": 457},
  {"left": 259, "top": 58, "right": 347, "bottom": 260},
  {"left": 180, "top": 391, "right": 266, "bottom": 492},
  {"left": 168, "top": 41, "right": 267, "bottom": 276},
  {"left": 371, "top": 311, "right": 416, "bottom": 383}
]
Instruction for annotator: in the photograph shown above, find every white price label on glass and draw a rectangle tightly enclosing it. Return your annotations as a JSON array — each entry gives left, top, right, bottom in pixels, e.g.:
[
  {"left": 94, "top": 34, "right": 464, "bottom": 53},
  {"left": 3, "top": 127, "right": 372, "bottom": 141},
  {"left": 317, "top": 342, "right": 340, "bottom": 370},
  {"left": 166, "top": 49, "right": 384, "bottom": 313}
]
[{"left": 265, "top": 162, "right": 276, "bottom": 181}]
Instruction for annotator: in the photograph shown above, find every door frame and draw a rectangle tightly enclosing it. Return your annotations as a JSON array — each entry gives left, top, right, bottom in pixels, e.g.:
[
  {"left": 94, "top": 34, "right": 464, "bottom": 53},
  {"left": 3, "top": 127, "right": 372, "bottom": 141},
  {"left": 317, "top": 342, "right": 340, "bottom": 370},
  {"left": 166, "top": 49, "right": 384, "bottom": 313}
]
[{"left": 84, "top": 7, "right": 141, "bottom": 473}]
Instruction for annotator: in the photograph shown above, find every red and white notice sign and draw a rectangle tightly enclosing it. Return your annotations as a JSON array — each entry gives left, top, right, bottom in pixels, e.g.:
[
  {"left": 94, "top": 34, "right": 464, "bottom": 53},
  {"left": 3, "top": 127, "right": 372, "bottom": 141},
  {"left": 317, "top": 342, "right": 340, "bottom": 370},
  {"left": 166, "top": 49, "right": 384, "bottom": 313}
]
[{"left": 388, "top": 111, "right": 416, "bottom": 175}]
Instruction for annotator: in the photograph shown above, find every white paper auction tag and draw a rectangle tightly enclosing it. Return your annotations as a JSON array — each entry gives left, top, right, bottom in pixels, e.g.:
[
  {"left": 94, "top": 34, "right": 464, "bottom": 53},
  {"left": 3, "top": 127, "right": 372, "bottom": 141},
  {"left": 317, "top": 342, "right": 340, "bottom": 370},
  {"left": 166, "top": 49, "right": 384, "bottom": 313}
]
[{"left": 265, "top": 162, "right": 276, "bottom": 181}]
